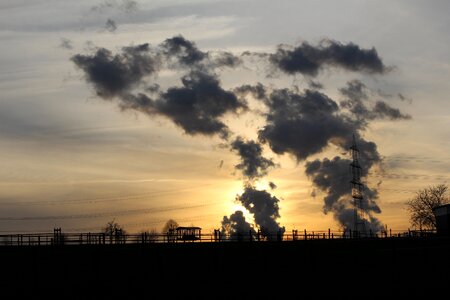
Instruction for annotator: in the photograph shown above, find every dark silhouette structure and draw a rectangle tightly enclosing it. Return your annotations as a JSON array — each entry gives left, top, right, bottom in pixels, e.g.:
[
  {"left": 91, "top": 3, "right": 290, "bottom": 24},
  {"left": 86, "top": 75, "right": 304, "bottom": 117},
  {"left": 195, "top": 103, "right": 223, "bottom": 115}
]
[
  {"left": 53, "top": 227, "right": 64, "bottom": 245},
  {"left": 434, "top": 204, "right": 450, "bottom": 236},
  {"left": 350, "top": 134, "right": 366, "bottom": 235},
  {"left": 175, "top": 226, "right": 201, "bottom": 241}
]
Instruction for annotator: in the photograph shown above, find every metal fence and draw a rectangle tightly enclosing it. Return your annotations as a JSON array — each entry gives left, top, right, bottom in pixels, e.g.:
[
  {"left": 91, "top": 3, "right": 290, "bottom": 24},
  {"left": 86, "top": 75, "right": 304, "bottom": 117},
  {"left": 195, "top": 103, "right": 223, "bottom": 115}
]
[{"left": 0, "top": 228, "right": 437, "bottom": 246}]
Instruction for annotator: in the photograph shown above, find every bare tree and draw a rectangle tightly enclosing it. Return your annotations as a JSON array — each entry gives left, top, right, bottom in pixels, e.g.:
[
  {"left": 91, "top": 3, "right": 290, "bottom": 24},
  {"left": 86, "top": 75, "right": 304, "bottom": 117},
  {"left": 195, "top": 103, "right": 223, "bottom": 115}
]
[
  {"left": 406, "top": 184, "right": 449, "bottom": 230},
  {"left": 162, "top": 219, "right": 179, "bottom": 233},
  {"left": 162, "top": 219, "right": 178, "bottom": 243}
]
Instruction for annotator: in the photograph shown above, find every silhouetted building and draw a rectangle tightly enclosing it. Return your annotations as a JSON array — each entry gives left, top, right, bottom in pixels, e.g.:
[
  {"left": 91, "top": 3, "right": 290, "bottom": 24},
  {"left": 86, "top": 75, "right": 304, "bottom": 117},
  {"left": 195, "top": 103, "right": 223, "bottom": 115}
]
[
  {"left": 175, "top": 227, "right": 202, "bottom": 241},
  {"left": 433, "top": 204, "right": 450, "bottom": 236}
]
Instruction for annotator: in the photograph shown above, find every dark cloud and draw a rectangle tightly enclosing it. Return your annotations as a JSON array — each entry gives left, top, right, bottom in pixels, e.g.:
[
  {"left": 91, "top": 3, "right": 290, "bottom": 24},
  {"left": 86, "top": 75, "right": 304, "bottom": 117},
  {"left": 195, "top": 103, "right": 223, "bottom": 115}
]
[
  {"left": 231, "top": 137, "right": 275, "bottom": 180},
  {"left": 105, "top": 18, "right": 117, "bottom": 32},
  {"left": 270, "top": 39, "right": 387, "bottom": 76},
  {"left": 340, "top": 80, "right": 411, "bottom": 121},
  {"left": 236, "top": 186, "right": 285, "bottom": 239},
  {"left": 234, "top": 83, "right": 267, "bottom": 100},
  {"left": 305, "top": 137, "right": 383, "bottom": 231},
  {"left": 145, "top": 83, "right": 160, "bottom": 93},
  {"left": 258, "top": 88, "right": 355, "bottom": 160},
  {"left": 71, "top": 43, "right": 160, "bottom": 98},
  {"left": 69, "top": 36, "right": 251, "bottom": 107},
  {"left": 119, "top": 93, "right": 153, "bottom": 111},
  {"left": 91, "top": 0, "right": 138, "bottom": 14},
  {"left": 120, "top": 71, "right": 247, "bottom": 139},
  {"left": 308, "top": 80, "right": 323, "bottom": 89},
  {"left": 221, "top": 210, "right": 255, "bottom": 239},
  {"left": 339, "top": 80, "right": 368, "bottom": 102},
  {"left": 153, "top": 71, "right": 246, "bottom": 138},
  {"left": 210, "top": 51, "right": 242, "bottom": 68},
  {"left": 161, "top": 36, "right": 242, "bottom": 70},
  {"left": 59, "top": 38, "right": 73, "bottom": 50},
  {"left": 161, "top": 35, "right": 206, "bottom": 66},
  {"left": 373, "top": 101, "right": 411, "bottom": 120},
  {"left": 339, "top": 80, "right": 371, "bottom": 119},
  {"left": 72, "top": 38, "right": 246, "bottom": 138}
]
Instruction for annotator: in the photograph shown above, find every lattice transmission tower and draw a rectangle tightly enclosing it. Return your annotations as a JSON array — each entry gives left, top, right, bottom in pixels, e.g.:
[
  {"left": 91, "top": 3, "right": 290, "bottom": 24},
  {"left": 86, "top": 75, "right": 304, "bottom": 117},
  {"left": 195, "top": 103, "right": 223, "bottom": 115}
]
[{"left": 350, "top": 135, "right": 366, "bottom": 236}]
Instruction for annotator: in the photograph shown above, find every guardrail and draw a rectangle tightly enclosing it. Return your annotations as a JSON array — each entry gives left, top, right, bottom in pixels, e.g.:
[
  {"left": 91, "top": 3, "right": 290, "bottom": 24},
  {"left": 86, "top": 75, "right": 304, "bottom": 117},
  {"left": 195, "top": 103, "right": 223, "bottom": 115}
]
[{"left": 0, "top": 228, "right": 436, "bottom": 246}]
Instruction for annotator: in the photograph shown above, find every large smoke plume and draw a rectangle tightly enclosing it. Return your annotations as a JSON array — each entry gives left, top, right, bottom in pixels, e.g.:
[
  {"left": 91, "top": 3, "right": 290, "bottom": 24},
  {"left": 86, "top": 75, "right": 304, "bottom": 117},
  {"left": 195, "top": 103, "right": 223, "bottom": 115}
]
[
  {"left": 236, "top": 186, "right": 285, "bottom": 238},
  {"left": 72, "top": 35, "right": 411, "bottom": 232}
]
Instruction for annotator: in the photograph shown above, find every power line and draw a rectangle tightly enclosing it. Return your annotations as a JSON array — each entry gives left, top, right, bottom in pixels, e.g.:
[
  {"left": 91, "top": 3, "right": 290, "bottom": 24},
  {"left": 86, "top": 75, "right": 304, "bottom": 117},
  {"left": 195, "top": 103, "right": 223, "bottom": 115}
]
[
  {"left": 0, "top": 201, "right": 221, "bottom": 221},
  {"left": 0, "top": 184, "right": 212, "bottom": 206}
]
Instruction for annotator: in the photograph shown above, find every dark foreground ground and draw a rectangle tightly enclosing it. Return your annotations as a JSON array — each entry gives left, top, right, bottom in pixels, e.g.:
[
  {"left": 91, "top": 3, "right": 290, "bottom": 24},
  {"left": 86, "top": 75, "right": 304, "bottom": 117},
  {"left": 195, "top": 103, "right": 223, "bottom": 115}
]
[{"left": 1, "top": 237, "right": 449, "bottom": 299}]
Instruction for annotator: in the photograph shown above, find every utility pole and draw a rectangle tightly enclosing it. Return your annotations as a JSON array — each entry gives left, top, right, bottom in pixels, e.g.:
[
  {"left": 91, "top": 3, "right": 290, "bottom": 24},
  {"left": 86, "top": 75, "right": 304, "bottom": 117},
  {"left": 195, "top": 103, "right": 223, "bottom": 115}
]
[{"left": 350, "top": 135, "right": 366, "bottom": 237}]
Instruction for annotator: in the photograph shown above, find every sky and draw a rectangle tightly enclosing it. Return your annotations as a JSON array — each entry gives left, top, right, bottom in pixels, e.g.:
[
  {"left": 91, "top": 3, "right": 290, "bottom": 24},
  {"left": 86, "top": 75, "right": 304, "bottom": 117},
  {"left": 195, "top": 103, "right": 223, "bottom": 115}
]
[{"left": 0, "top": 0, "right": 449, "bottom": 234}]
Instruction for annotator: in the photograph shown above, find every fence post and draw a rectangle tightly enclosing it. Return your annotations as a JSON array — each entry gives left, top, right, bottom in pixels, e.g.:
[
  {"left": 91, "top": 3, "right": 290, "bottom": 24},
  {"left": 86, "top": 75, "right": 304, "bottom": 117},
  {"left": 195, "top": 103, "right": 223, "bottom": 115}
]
[
  {"left": 304, "top": 229, "right": 307, "bottom": 240},
  {"left": 389, "top": 229, "right": 392, "bottom": 237},
  {"left": 328, "top": 228, "right": 330, "bottom": 239}
]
